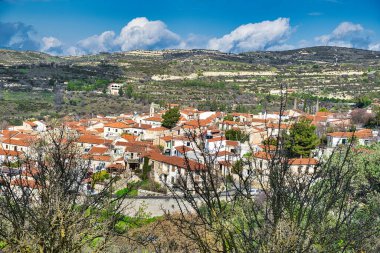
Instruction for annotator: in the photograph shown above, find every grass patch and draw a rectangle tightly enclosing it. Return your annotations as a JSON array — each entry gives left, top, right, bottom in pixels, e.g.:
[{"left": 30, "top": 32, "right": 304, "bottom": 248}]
[
  {"left": 115, "top": 187, "right": 138, "bottom": 197},
  {"left": 115, "top": 216, "right": 160, "bottom": 233}
]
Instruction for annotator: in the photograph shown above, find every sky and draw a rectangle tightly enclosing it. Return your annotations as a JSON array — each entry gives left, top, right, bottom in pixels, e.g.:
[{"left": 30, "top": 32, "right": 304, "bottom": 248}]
[{"left": 0, "top": 0, "right": 379, "bottom": 55}]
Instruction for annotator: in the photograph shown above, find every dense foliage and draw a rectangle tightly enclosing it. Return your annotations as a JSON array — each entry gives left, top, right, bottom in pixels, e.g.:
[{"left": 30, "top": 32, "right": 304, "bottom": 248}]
[
  {"left": 162, "top": 107, "right": 181, "bottom": 129},
  {"left": 284, "top": 118, "right": 319, "bottom": 157},
  {"left": 225, "top": 129, "right": 248, "bottom": 142}
]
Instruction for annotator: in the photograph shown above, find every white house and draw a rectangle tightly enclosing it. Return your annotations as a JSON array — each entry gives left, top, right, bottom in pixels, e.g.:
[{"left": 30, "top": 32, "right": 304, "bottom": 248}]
[
  {"left": 108, "top": 83, "right": 124, "bottom": 96},
  {"left": 327, "top": 129, "right": 378, "bottom": 147}
]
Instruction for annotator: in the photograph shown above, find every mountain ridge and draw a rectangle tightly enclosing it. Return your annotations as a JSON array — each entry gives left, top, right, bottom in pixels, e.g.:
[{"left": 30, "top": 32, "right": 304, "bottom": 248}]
[{"left": 1, "top": 46, "right": 379, "bottom": 66}]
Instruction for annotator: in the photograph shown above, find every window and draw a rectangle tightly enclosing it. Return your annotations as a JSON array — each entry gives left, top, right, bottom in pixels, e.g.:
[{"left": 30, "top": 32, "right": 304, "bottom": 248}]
[
  {"left": 342, "top": 138, "right": 347, "bottom": 145},
  {"left": 186, "top": 142, "right": 190, "bottom": 147},
  {"left": 115, "top": 129, "right": 118, "bottom": 132},
  {"left": 298, "top": 166, "right": 303, "bottom": 174}
]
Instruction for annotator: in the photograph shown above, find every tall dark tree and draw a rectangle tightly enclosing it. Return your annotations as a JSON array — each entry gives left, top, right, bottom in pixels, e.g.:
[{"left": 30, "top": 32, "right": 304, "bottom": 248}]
[
  {"left": 225, "top": 129, "right": 248, "bottom": 142},
  {"left": 125, "top": 85, "right": 133, "bottom": 98},
  {"left": 54, "top": 84, "right": 64, "bottom": 112},
  {"left": 118, "top": 87, "right": 124, "bottom": 97},
  {"left": 162, "top": 107, "right": 180, "bottom": 129},
  {"left": 284, "top": 117, "right": 319, "bottom": 157}
]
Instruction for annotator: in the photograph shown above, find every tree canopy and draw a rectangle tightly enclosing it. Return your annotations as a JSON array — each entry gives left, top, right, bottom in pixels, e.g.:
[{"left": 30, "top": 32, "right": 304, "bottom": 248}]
[
  {"left": 355, "top": 95, "right": 372, "bottom": 108},
  {"left": 162, "top": 107, "right": 180, "bottom": 129},
  {"left": 284, "top": 118, "right": 319, "bottom": 157},
  {"left": 225, "top": 129, "right": 248, "bottom": 142},
  {"left": 223, "top": 114, "right": 234, "bottom": 121},
  {"left": 118, "top": 87, "right": 124, "bottom": 97}
]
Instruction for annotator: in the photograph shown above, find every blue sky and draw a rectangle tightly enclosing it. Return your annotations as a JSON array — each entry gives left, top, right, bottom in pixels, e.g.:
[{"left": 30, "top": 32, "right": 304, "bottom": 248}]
[{"left": 1, "top": 0, "right": 379, "bottom": 55}]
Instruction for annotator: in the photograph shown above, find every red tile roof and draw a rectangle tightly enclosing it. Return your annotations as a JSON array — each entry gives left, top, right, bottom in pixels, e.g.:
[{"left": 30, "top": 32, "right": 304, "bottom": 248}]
[
  {"left": 146, "top": 152, "right": 204, "bottom": 171},
  {"left": 146, "top": 126, "right": 169, "bottom": 132},
  {"left": 0, "top": 130, "right": 19, "bottom": 138},
  {"left": 1, "top": 138, "right": 32, "bottom": 147},
  {"left": 83, "top": 155, "right": 111, "bottom": 162},
  {"left": 88, "top": 146, "right": 109, "bottom": 155},
  {"left": 104, "top": 122, "right": 131, "bottom": 129},
  {"left": 144, "top": 116, "right": 162, "bottom": 122},
  {"left": 121, "top": 134, "right": 138, "bottom": 142},
  {"left": 288, "top": 158, "right": 318, "bottom": 165},
  {"left": 77, "top": 135, "right": 112, "bottom": 145},
  {"left": 253, "top": 151, "right": 272, "bottom": 160},
  {"left": 0, "top": 149, "right": 20, "bottom": 156},
  {"left": 11, "top": 179, "right": 41, "bottom": 189},
  {"left": 131, "top": 123, "right": 152, "bottom": 129},
  {"left": 327, "top": 129, "right": 373, "bottom": 139},
  {"left": 225, "top": 140, "right": 239, "bottom": 146},
  {"left": 174, "top": 145, "right": 193, "bottom": 154}
]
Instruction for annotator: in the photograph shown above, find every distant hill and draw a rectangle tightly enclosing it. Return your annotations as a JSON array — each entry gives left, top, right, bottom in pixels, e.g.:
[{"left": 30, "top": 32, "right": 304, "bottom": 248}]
[
  {"left": 241, "top": 46, "right": 380, "bottom": 64},
  {"left": 1, "top": 46, "right": 379, "bottom": 66},
  {"left": 0, "top": 49, "right": 63, "bottom": 65}
]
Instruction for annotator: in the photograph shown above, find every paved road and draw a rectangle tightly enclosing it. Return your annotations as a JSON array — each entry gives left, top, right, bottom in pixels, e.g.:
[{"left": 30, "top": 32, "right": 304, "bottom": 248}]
[
  {"left": 121, "top": 197, "right": 196, "bottom": 217},
  {"left": 119, "top": 190, "right": 246, "bottom": 217}
]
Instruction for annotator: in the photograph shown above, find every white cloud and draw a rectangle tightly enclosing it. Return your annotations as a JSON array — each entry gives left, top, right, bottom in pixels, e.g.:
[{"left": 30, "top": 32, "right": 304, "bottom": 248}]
[
  {"left": 0, "top": 21, "right": 40, "bottom": 50},
  {"left": 66, "top": 17, "right": 181, "bottom": 55},
  {"left": 40, "top": 36, "right": 63, "bottom": 54},
  {"left": 368, "top": 43, "right": 380, "bottom": 51},
  {"left": 65, "top": 46, "right": 86, "bottom": 56},
  {"left": 115, "top": 17, "right": 180, "bottom": 51},
  {"left": 177, "top": 34, "right": 210, "bottom": 49},
  {"left": 331, "top": 22, "right": 363, "bottom": 37},
  {"left": 315, "top": 22, "right": 370, "bottom": 49},
  {"left": 76, "top": 31, "right": 116, "bottom": 54},
  {"left": 207, "top": 18, "right": 292, "bottom": 53}
]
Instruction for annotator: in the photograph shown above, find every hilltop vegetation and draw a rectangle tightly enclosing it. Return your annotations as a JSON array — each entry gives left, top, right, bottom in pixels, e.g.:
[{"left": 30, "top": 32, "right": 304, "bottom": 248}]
[{"left": 0, "top": 46, "right": 379, "bottom": 121}]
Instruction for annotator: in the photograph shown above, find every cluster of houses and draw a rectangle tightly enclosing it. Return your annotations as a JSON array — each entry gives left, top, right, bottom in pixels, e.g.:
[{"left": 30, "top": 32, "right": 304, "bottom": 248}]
[{"left": 0, "top": 103, "right": 379, "bottom": 193}]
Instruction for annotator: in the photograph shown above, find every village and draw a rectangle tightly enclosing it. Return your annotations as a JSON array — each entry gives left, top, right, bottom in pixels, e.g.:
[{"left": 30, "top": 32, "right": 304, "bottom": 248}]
[{"left": 1, "top": 98, "right": 379, "bottom": 198}]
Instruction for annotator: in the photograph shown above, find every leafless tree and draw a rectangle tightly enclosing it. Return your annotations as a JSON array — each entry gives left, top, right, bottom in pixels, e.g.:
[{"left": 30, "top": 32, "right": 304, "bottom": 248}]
[
  {"left": 161, "top": 87, "right": 380, "bottom": 253},
  {"left": 0, "top": 126, "right": 130, "bottom": 252}
]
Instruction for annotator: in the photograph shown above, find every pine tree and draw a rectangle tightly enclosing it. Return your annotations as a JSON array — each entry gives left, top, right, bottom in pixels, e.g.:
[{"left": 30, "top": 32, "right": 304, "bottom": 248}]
[
  {"left": 284, "top": 118, "right": 319, "bottom": 157},
  {"left": 162, "top": 107, "right": 180, "bottom": 129},
  {"left": 118, "top": 87, "right": 124, "bottom": 96}
]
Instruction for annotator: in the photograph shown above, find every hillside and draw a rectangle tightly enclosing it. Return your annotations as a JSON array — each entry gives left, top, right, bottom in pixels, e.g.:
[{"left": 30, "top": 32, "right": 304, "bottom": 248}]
[
  {"left": 1, "top": 46, "right": 380, "bottom": 66},
  {"left": 0, "top": 46, "right": 379, "bottom": 123}
]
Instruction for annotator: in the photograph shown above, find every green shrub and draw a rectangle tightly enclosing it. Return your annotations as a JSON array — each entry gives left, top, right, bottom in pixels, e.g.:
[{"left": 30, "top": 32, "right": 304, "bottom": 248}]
[
  {"left": 115, "top": 187, "right": 138, "bottom": 197},
  {"left": 140, "top": 179, "right": 167, "bottom": 194}
]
